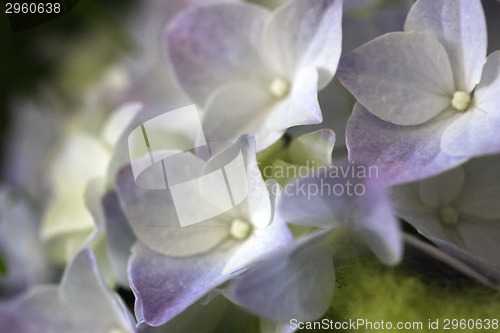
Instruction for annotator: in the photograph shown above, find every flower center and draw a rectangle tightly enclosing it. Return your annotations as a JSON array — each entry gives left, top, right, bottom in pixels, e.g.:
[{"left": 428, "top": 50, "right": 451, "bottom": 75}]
[
  {"left": 230, "top": 218, "right": 253, "bottom": 240},
  {"left": 439, "top": 206, "right": 459, "bottom": 226},
  {"left": 451, "top": 91, "right": 471, "bottom": 112},
  {"left": 269, "top": 78, "right": 290, "bottom": 98}
]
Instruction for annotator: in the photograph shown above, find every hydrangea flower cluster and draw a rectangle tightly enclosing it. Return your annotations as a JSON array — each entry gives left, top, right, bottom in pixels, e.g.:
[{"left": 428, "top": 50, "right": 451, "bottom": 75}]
[{"left": 0, "top": 0, "right": 499, "bottom": 332}]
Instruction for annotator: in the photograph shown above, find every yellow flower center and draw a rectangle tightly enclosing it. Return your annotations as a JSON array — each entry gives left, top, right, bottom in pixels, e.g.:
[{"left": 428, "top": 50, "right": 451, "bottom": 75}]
[
  {"left": 230, "top": 218, "right": 253, "bottom": 240},
  {"left": 439, "top": 206, "right": 459, "bottom": 225},
  {"left": 269, "top": 78, "right": 290, "bottom": 98},
  {"left": 451, "top": 91, "right": 471, "bottom": 112}
]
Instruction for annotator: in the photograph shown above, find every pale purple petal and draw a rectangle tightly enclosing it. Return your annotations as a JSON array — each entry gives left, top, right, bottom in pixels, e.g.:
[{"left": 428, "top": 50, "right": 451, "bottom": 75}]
[
  {"left": 404, "top": 0, "right": 487, "bottom": 91},
  {"left": 263, "top": 0, "right": 342, "bottom": 88},
  {"left": 226, "top": 232, "right": 334, "bottom": 322},
  {"left": 277, "top": 161, "right": 402, "bottom": 264},
  {"left": 165, "top": 2, "right": 271, "bottom": 105},
  {"left": 346, "top": 103, "right": 467, "bottom": 185},
  {"left": 338, "top": 32, "right": 455, "bottom": 126},
  {"left": 102, "top": 192, "right": 136, "bottom": 287},
  {"left": 129, "top": 242, "right": 230, "bottom": 326}
]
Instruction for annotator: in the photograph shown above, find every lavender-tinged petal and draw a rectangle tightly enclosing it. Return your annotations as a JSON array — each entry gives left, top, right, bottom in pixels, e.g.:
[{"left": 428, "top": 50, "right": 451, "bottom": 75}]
[
  {"left": 129, "top": 242, "right": 230, "bottom": 326},
  {"left": 346, "top": 103, "right": 467, "bottom": 185},
  {"left": 165, "top": 2, "right": 271, "bottom": 105},
  {"left": 263, "top": 0, "right": 342, "bottom": 88},
  {"left": 277, "top": 161, "right": 402, "bottom": 264},
  {"left": 226, "top": 232, "right": 334, "bottom": 322},
  {"left": 404, "top": 0, "right": 487, "bottom": 92},
  {"left": 102, "top": 191, "right": 137, "bottom": 287},
  {"left": 338, "top": 32, "right": 455, "bottom": 126},
  {"left": 349, "top": 176, "right": 403, "bottom": 265}
]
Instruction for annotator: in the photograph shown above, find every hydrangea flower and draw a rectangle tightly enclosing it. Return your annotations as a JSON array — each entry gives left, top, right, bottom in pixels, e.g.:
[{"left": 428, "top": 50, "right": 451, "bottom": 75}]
[
  {"left": 390, "top": 154, "right": 500, "bottom": 276},
  {"left": 338, "top": 0, "right": 500, "bottom": 184},
  {"left": 222, "top": 160, "right": 403, "bottom": 326},
  {"left": 116, "top": 135, "right": 292, "bottom": 326},
  {"left": 166, "top": 0, "right": 343, "bottom": 151},
  {"left": 0, "top": 249, "right": 135, "bottom": 333}
]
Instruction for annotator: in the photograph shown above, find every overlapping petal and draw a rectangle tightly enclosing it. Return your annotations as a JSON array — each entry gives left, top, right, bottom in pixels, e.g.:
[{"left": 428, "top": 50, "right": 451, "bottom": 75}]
[
  {"left": 225, "top": 232, "right": 334, "bottom": 322},
  {"left": 338, "top": 32, "right": 455, "bottom": 126},
  {"left": 263, "top": 0, "right": 342, "bottom": 87},
  {"left": 404, "top": 0, "right": 487, "bottom": 91},
  {"left": 166, "top": 2, "right": 270, "bottom": 106},
  {"left": 346, "top": 103, "right": 467, "bottom": 185}
]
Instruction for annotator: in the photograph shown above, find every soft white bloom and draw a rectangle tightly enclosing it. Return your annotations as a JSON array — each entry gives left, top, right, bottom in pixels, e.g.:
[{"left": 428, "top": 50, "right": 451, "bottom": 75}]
[
  {"left": 339, "top": 0, "right": 500, "bottom": 185},
  {"left": 166, "top": 0, "right": 343, "bottom": 151}
]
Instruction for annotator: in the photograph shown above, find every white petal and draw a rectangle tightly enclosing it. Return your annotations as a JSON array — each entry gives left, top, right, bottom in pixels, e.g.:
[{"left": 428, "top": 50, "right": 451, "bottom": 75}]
[
  {"left": 201, "top": 82, "right": 279, "bottom": 152},
  {"left": 116, "top": 162, "right": 230, "bottom": 257},
  {"left": 338, "top": 32, "right": 455, "bottom": 126},
  {"left": 440, "top": 108, "right": 500, "bottom": 158},
  {"left": 264, "top": 0, "right": 343, "bottom": 88},
  {"left": 474, "top": 51, "right": 500, "bottom": 117},
  {"left": 405, "top": 0, "right": 487, "bottom": 91}
]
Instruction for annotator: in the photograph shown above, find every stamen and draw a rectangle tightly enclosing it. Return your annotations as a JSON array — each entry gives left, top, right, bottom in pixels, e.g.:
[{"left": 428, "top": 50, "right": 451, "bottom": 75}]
[
  {"left": 269, "top": 78, "right": 290, "bottom": 98},
  {"left": 230, "top": 218, "right": 253, "bottom": 240},
  {"left": 439, "top": 206, "right": 459, "bottom": 226},
  {"left": 451, "top": 91, "right": 471, "bottom": 112}
]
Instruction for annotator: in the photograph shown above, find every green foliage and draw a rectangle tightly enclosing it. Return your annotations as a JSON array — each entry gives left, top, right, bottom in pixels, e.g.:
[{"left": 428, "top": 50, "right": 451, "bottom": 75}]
[{"left": 307, "top": 255, "right": 500, "bottom": 333}]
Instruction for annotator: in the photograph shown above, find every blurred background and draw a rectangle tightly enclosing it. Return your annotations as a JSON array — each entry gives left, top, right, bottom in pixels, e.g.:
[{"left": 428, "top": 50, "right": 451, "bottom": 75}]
[{"left": 0, "top": 0, "right": 135, "bottom": 170}]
